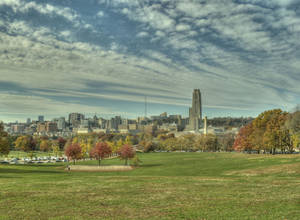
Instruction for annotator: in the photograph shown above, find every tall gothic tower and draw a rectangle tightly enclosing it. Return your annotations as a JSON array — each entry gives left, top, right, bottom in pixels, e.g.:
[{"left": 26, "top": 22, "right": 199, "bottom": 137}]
[{"left": 189, "top": 89, "right": 202, "bottom": 131}]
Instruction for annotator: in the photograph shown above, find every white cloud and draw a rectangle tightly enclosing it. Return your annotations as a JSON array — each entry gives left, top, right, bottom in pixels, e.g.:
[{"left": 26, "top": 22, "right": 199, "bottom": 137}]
[
  {"left": 0, "top": 0, "right": 80, "bottom": 26},
  {"left": 120, "top": 5, "right": 176, "bottom": 31},
  {"left": 137, "top": 31, "right": 149, "bottom": 38},
  {"left": 96, "top": 11, "right": 104, "bottom": 17},
  {"left": 175, "top": 24, "right": 191, "bottom": 32}
]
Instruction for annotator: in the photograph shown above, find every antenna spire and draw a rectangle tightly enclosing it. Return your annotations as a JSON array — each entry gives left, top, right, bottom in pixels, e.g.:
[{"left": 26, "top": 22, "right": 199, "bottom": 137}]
[{"left": 145, "top": 96, "right": 147, "bottom": 118}]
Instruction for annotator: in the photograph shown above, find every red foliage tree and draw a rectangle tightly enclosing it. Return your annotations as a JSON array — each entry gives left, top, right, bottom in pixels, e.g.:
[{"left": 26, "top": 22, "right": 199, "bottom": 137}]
[
  {"left": 233, "top": 123, "right": 254, "bottom": 152},
  {"left": 118, "top": 144, "right": 136, "bottom": 165},
  {"left": 90, "top": 142, "right": 112, "bottom": 166},
  {"left": 64, "top": 143, "right": 82, "bottom": 165}
]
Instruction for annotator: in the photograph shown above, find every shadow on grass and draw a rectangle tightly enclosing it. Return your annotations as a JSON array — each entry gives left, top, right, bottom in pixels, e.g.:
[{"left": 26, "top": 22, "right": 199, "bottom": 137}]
[
  {"left": 0, "top": 175, "right": 21, "bottom": 178},
  {"left": 140, "top": 164, "right": 162, "bottom": 167},
  {"left": 0, "top": 168, "right": 63, "bottom": 174}
]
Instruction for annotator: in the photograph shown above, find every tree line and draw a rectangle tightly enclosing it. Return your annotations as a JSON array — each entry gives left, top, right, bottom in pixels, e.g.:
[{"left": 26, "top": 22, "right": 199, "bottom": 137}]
[
  {"left": 0, "top": 108, "right": 299, "bottom": 160},
  {"left": 233, "top": 109, "right": 300, "bottom": 154}
]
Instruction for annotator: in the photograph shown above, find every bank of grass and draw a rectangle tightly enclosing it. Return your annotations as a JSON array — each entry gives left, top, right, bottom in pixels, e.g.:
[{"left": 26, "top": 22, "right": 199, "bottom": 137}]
[{"left": 0, "top": 152, "right": 300, "bottom": 219}]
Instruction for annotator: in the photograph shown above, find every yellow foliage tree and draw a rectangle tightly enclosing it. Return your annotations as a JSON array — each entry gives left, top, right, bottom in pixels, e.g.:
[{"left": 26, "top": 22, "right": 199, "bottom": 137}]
[{"left": 51, "top": 141, "right": 60, "bottom": 157}]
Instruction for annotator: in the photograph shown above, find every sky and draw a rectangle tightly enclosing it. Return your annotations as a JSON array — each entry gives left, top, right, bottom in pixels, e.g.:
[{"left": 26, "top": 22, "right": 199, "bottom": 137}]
[{"left": 0, "top": 0, "right": 300, "bottom": 122}]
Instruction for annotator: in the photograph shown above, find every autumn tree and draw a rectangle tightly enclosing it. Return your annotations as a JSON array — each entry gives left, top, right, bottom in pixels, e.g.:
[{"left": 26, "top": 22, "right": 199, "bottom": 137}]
[
  {"left": 233, "top": 109, "right": 293, "bottom": 154},
  {"left": 161, "top": 137, "right": 177, "bottom": 151},
  {"left": 80, "top": 140, "right": 88, "bottom": 159},
  {"left": 261, "top": 110, "right": 290, "bottom": 153},
  {"left": 201, "top": 134, "right": 219, "bottom": 152},
  {"left": 179, "top": 134, "right": 196, "bottom": 152},
  {"left": 118, "top": 144, "right": 135, "bottom": 165},
  {"left": 51, "top": 140, "right": 60, "bottom": 157},
  {"left": 15, "top": 136, "right": 36, "bottom": 158},
  {"left": 0, "top": 122, "right": 7, "bottom": 137},
  {"left": 106, "top": 141, "right": 118, "bottom": 156},
  {"left": 124, "top": 135, "right": 133, "bottom": 145},
  {"left": 90, "top": 142, "right": 112, "bottom": 166},
  {"left": 40, "top": 139, "right": 51, "bottom": 152},
  {"left": 65, "top": 143, "right": 82, "bottom": 165},
  {"left": 0, "top": 122, "right": 9, "bottom": 157},
  {"left": 57, "top": 137, "right": 67, "bottom": 151},
  {"left": 233, "top": 123, "right": 254, "bottom": 152},
  {"left": 142, "top": 141, "right": 156, "bottom": 153},
  {"left": 285, "top": 110, "right": 300, "bottom": 150},
  {"left": 116, "top": 139, "right": 124, "bottom": 151},
  {"left": 219, "top": 133, "right": 235, "bottom": 152}
]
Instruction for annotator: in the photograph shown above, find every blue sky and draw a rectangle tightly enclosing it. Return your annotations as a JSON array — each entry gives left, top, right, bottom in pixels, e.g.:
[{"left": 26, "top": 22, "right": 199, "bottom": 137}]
[{"left": 0, "top": 0, "right": 299, "bottom": 122}]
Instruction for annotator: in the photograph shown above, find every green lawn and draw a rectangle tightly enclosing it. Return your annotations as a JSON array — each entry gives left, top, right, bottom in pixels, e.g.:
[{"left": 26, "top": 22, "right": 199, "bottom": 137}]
[{"left": 1, "top": 152, "right": 300, "bottom": 219}]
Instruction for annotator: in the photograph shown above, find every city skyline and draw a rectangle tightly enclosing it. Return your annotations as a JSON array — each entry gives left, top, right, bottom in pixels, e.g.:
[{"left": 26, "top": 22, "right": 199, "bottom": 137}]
[{"left": 0, "top": 0, "right": 300, "bottom": 122}]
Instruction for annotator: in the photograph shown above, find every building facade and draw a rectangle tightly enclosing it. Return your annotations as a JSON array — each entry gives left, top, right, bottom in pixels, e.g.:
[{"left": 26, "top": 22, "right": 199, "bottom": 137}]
[
  {"left": 188, "top": 89, "right": 202, "bottom": 131},
  {"left": 69, "top": 113, "right": 84, "bottom": 128}
]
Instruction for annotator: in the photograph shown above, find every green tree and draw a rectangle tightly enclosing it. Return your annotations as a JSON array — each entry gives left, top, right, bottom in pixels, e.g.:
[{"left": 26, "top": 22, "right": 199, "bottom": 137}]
[
  {"left": 51, "top": 140, "right": 60, "bottom": 157},
  {"left": 0, "top": 122, "right": 9, "bottom": 157},
  {"left": 0, "top": 137, "right": 9, "bottom": 157}
]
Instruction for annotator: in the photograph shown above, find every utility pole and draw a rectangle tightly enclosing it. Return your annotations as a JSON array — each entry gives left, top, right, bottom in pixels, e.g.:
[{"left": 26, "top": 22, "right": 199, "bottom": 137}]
[{"left": 145, "top": 96, "right": 147, "bottom": 118}]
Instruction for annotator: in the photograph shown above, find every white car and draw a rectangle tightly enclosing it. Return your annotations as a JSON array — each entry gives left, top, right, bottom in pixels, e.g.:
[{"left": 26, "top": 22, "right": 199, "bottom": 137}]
[{"left": 9, "top": 159, "right": 19, "bottom": 164}]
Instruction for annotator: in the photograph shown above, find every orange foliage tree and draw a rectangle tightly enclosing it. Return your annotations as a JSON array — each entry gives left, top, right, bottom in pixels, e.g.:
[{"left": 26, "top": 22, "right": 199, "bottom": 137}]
[{"left": 65, "top": 143, "right": 82, "bottom": 165}]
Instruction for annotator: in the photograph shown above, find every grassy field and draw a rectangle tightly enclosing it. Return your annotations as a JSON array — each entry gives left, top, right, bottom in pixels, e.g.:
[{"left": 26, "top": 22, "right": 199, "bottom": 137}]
[{"left": 0, "top": 152, "right": 300, "bottom": 219}]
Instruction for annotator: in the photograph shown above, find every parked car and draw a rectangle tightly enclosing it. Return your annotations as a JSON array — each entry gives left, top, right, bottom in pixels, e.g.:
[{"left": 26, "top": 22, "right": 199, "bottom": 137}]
[{"left": 0, "top": 161, "right": 9, "bottom": 164}]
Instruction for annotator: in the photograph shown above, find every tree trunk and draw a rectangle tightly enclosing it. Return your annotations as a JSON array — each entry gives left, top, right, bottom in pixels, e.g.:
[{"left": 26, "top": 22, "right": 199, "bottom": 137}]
[
  {"left": 98, "top": 158, "right": 101, "bottom": 166},
  {"left": 73, "top": 159, "right": 75, "bottom": 165}
]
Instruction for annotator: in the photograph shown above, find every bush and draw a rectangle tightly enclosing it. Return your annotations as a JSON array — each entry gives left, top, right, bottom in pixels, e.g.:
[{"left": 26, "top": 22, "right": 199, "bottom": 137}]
[{"left": 131, "top": 155, "right": 142, "bottom": 167}]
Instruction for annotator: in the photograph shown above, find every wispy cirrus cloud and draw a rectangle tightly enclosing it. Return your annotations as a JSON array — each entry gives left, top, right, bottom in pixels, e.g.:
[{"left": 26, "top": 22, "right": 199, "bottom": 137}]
[{"left": 0, "top": 0, "right": 299, "bottom": 122}]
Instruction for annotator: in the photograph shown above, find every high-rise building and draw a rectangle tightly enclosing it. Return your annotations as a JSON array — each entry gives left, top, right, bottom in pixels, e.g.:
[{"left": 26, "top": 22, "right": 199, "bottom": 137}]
[
  {"left": 37, "top": 123, "right": 46, "bottom": 133},
  {"left": 57, "top": 117, "right": 66, "bottom": 130},
  {"left": 98, "top": 118, "right": 107, "bottom": 129},
  {"left": 69, "top": 113, "right": 84, "bottom": 128},
  {"left": 107, "top": 116, "right": 122, "bottom": 130},
  {"left": 46, "top": 122, "right": 58, "bottom": 133},
  {"left": 26, "top": 118, "right": 31, "bottom": 124},
  {"left": 189, "top": 89, "right": 202, "bottom": 131},
  {"left": 160, "top": 112, "right": 168, "bottom": 118},
  {"left": 38, "top": 115, "right": 44, "bottom": 123}
]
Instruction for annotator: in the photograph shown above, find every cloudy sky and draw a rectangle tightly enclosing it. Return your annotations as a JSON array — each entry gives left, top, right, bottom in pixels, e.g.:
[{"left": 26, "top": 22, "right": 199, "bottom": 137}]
[{"left": 0, "top": 0, "right": 300, "bottom": 122}]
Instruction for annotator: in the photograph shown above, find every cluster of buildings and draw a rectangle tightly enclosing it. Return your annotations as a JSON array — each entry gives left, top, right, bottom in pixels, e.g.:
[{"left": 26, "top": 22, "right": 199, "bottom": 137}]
[
  {"left": 3, "top": 89, "right": 238, "bottom": 137},
  {"left": 5, "top": 112, "right": 186, "bottom": 137}
]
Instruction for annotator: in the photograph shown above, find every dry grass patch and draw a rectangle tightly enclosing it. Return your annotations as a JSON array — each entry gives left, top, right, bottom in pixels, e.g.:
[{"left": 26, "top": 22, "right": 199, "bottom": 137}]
[
  {"left": 67, "top": 165, "right": 133, "bottom": 172},
  {"left": 225, "top": 163, "right": 300, "bottom": 176}
]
